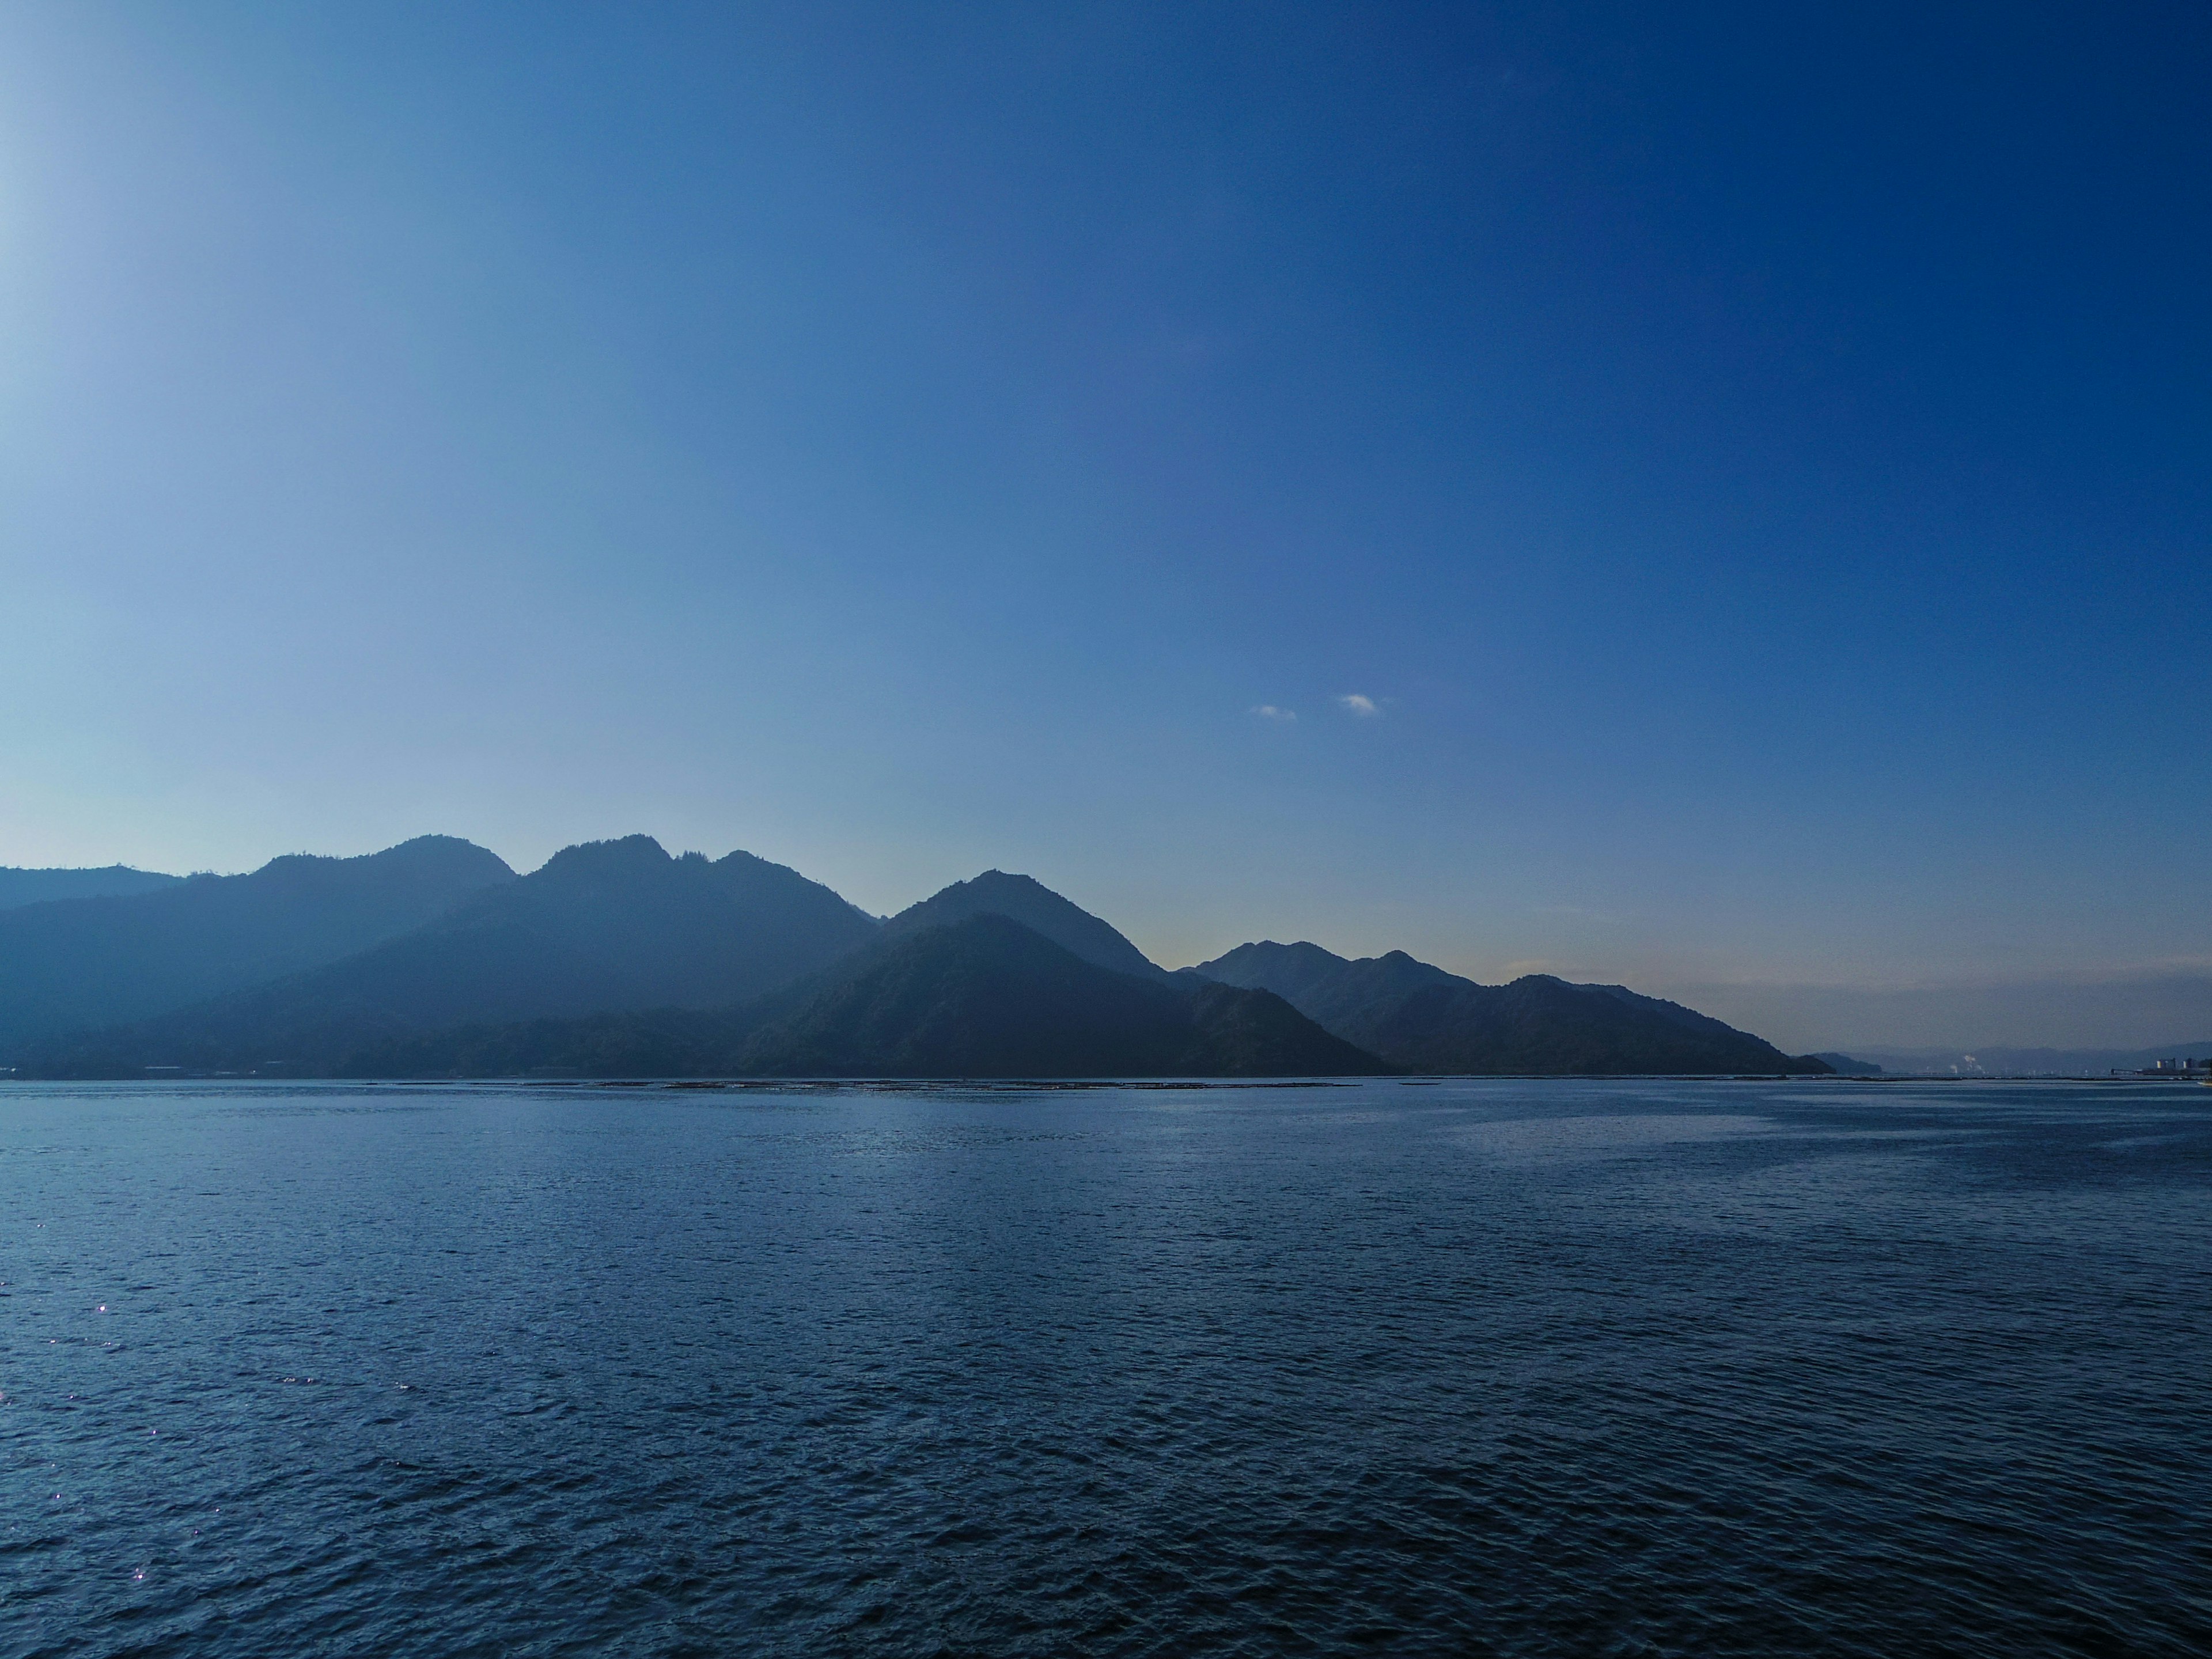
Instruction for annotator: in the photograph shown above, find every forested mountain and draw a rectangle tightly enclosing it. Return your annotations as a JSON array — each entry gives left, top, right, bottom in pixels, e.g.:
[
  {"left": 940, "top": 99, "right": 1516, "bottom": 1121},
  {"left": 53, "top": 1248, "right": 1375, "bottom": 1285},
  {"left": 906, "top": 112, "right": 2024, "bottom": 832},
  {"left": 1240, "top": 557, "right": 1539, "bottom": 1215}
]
[
  {"left": 1192, "top": 942, "right": 1459, "bottom": 1035},
  {"left": 342, "top": 913, "right": 1389, "bottom": 1079},
  {"left": 0, "top": 836, "right": 514, "bottom": 1051},
  {"left": 1191, "top": 941, "right": 1831, "bottom": 1075},
  {"left": 0, "top": 866, "right": 183, "bottom": 910},
  {"left": 732, "top": 913, "right": 1375, "bottom": 1077},
  {"left": 884, "top": 870, "right": 1168, "bottom": 979},
  {"left": 6, "top": 840, "right": 1823, "bottom": 1080},
  {"left": 17, "top": 836, "right": 877, "bottom": 1073},
  {"left": 26, "top": 911, "right": 1385, "bottom": 1080}
]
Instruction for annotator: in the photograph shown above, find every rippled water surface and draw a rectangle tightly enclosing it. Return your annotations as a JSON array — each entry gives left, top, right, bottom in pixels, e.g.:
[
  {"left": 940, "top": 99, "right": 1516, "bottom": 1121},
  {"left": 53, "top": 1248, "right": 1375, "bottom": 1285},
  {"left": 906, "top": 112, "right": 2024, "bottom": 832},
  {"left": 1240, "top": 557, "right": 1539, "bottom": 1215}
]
[{"left": 4, "top": 1077, "right": 2209, "bottom": 1657}]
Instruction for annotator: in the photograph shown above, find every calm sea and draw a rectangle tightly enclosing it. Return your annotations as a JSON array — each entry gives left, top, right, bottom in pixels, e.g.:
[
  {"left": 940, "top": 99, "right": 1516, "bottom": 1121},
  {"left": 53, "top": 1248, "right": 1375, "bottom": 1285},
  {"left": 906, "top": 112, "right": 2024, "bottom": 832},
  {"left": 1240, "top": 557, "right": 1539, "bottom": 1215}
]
[{"left": 3, "top": 1078, "right": 2207, "bottom": 1657}]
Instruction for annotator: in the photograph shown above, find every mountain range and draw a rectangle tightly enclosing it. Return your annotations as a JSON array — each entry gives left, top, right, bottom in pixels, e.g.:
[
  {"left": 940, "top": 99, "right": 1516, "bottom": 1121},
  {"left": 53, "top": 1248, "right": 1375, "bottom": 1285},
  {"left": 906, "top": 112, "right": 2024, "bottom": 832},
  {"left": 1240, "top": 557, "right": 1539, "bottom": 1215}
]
[
  {"left": 2, "top": 832, "right": 1838, "bottom": 1080},
  {"left": 0, "top": 836, "right": 513, "bottom": 1051},
  {"left": 339, "top": 913, "right": 1384, "bottom": 1080},
  {"left": 1189, "top": 941, "right": 1830, "bottom": 1075},
  {"left": 0, "top": 864, "right": 185, "bottom": 911}
]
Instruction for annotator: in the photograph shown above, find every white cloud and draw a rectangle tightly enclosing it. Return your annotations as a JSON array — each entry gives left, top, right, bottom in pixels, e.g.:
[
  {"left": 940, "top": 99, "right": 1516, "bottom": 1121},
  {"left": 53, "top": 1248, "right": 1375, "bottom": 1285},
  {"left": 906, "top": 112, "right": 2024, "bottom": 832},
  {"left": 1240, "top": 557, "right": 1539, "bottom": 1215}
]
[
  {"left": 1337, "top": 693, "right": 1380, "bottom": 717},
  {"left": 1250, "top": 704, "right": 1297, "bottom": 722}
]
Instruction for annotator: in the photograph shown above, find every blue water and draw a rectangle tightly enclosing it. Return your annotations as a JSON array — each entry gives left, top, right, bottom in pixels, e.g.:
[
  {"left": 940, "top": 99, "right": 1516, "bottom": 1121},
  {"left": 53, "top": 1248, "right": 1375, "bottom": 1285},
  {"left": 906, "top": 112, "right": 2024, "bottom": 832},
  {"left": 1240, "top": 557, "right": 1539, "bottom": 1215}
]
[{"left": 3, "top": 1078, "right": 2208, "bottom": 1657}]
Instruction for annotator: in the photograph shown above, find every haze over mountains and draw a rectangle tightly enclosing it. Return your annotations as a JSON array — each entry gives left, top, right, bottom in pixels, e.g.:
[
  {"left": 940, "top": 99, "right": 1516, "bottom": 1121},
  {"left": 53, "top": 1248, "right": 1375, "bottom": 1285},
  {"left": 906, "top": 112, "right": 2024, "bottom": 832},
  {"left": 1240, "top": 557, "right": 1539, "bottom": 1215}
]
[
  {"left": 1, "top": 832, "right": 1848, "bottom": 1080},
  {"left": 342, "top": 914, "right": 1382, "bottom": 1081},
  {"left": 22, "top": 838, "right": 880, "bottom": 1077},
  {"left": 0, "top": 837, "right": 513, "bottom": 1050},
  {"left": 882, "top": 870, "right": 1171, "bottom": 981},
  {"left": 0, "top": 865, "right": 184, "bottom": 910},
  {"left": 1190, "top": 942, "right": 1827, "bottom": 1076}
]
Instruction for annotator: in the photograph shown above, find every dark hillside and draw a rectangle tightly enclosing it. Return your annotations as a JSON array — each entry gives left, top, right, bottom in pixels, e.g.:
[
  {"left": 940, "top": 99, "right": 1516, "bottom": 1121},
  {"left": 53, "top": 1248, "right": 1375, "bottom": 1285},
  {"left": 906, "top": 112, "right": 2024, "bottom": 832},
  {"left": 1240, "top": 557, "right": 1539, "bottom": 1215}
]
[
  {"left": 1191, "top": 942, "right": 1829, "bottom": 1075},
  {"left": 18, "top": 836, "right": 877, "bottom": 1074},
  {"left": 0, "top": 835, "right": 514, "bottom": 1052},
  {"left": 1361, "top": 975, "right": 1828, "bottom": 1074},
  {"left": 0, "top": 866, "right": 183, "bottom": 910},
  {"left": 1195, "top": 942, "right": 1458, "bottom": 1036},
  {"left": 884, "top": 871, "right": 1167, "bottom": 980},
  {"left": 278, "top": 915, "right": 1392, "bottom": 1080},
  {"left": 734, "top": 914, "right": 1380, "bottom": 1077}
]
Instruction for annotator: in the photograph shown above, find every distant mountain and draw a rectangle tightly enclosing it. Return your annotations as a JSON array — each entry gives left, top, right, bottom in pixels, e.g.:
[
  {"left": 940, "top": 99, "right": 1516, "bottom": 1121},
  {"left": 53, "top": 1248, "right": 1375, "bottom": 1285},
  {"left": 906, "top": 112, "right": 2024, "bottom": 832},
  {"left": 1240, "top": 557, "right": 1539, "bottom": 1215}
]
[
  {"left": 1194, "top": 942, "right": 1459, "bottom": 1035},
  {"left": 338, "top": 912, "right": 1391, "bottom": 1079},
  {"left": 1190, "top": 941, "right": 1830, "bottom": 1075},
  {"left": 884, "top": 870, "right": 1168, "bottom": 979},
  {"left": 0, "top": 836, "right": 515, "bottom": 1052},
  {"left": 734, "top": 914, "right": 1376, "bottom": 1077},
  {"left": 18, "top": 836, "right": 879, "bottom": 1074},
  {"left": 10, "top": 844, "right": 1820, "bottom": 1081},
  {"left": 0, "top": 865, "right": 184, "bottom": 911},
  {"left": 1810, "top": 1052, "right": 1885, "bottom": 1075}
]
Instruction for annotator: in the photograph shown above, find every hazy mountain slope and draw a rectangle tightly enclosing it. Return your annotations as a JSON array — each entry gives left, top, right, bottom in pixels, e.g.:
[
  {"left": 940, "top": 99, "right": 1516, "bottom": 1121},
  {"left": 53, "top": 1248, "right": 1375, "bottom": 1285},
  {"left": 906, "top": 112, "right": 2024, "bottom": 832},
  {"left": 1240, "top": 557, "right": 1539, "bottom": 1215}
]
[
  {"left": 0, "top": 836, "right": 515, "bottom": 1051},
  {"left": 305, "top": 914, "right": 1393, "bottom": 1080},
  {"left": 316, "top": 836, "right": 881, "bottom": 1022},
  {"left": 1359, "top": 976, "right": 1826, "bottom": 1074},
  {"left": 734, "top": 914, "right": 1379, "bottom": 1077},
  {"left": 1176, "top": 978, "right": 1392, "bottom": 1078},
  {"left": 1190, "top": 942, "right": 1828, "bottom": 1075},
  {"left": 884, "top": 871, "right": 1167, "bottom": 979},
  {"left": 1194, "top": 942, "right": 1457, "bottom": 1035},
  {"left": 19, "top": 836, "right": 878, "bottom": 1073},
  {"left": 0, "top": 866, "right": 184, "bottom": 910}
]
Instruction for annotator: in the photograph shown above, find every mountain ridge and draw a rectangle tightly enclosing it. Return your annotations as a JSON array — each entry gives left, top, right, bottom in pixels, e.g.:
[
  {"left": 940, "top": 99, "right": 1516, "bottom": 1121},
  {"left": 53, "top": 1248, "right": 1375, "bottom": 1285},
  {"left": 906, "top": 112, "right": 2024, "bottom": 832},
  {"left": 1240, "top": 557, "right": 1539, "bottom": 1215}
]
[
  {"left": 65, "top": 912, "right": 1393, "bottom": 1080},
  {"left": 0, "top": 835, "right": 516, "bottom": 1052},
  {"left": 4, "top": 837, "right": 1831, "bottom": 1080},
  {"left": 16, "top": 836, "right": 877, "bottom": 1073},
  {"left": 883, "top": 870, "right": 1168, "bottom": 980},
  {"left": 0, "top": 865, "right": 185, "bottom": 911},
  {"left": 1190, "top": 940, "right": 1831, "bottom": 1075}
]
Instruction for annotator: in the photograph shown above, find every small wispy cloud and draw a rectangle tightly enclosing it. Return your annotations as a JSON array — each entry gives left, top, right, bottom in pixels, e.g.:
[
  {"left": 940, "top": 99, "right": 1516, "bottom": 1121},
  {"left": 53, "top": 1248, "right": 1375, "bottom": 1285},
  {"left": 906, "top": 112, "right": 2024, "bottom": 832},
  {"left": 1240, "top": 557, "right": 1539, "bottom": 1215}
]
[
  {"left": 1250, "top": 704, "right": 1297, "bottom": 722},
  {"left": 1337, "top": 693, "right": 1381, "bottom": 717}
]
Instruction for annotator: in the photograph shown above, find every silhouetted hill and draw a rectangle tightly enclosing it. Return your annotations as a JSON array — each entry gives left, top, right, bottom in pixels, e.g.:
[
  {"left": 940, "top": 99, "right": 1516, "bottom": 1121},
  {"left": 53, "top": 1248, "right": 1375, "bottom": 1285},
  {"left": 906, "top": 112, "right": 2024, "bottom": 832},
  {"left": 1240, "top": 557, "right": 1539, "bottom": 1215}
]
[
  {"left": 0, "top": 836, "right": 515, "bottom": 1052},
  {"left": 884, "top": 871, "right": 1168, "bottom": 979},
  {"left": 1190, "top": 942, "right": 1830, "bottom": 1075},
  {"left": 12, "top": 845, "right": 1817, "bottom": 1080},
  {"left": 1195, "top": 942, "right": 1459, "bottom": 1035},
  {"left": 19, "top": 836, "right": 879, "bottom": 1074},
  {"left": 0, "top": 865, "right": 184, "bottom": 910},
  {"left": 266, "top": 914, "right": 1393, "bottom": 1080},
  {"left": 734, "top": 914, "right": 1377, "bottom": 1077}
]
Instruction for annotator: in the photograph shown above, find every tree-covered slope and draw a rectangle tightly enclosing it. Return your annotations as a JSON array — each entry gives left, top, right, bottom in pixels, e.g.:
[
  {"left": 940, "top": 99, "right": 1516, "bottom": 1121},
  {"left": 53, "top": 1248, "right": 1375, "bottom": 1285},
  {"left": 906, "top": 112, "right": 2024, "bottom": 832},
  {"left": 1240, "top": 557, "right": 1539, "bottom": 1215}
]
[
  {"left": 0, "top": 835, "right": 515, "bottom": 1052},
  {"left": 0, "top": 866, "right": 184, "bottom": 911},
  {"left": 1190, "top": 941, "right": 1830, "bottom": 1075},
  {"left": 17, "top": 836, "right": 877, "bottom": 1073},
  {"left": 883, "top": 871, "right": 1168, "bottom": 980},
  {"left": 194, "top": 914, "right": 1393, "bottom": 1080}
]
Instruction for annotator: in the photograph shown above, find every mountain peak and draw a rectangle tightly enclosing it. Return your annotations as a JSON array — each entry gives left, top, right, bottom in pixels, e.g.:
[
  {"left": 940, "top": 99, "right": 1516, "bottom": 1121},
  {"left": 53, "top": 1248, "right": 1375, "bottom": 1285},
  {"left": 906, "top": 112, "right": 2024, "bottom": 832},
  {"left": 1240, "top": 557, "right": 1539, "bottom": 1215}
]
[
  {"left": 724, "top": 911, "right": 1387, "bottom": 1078},
  {"left": 0, "top": 834, "right": 516, "bottom": 1053},
  {"left": 535, "top": 835, "right": 672, "bottom": 878},
  {"left": 884, "top": 871, "right": 1165, "bottom": 980}
]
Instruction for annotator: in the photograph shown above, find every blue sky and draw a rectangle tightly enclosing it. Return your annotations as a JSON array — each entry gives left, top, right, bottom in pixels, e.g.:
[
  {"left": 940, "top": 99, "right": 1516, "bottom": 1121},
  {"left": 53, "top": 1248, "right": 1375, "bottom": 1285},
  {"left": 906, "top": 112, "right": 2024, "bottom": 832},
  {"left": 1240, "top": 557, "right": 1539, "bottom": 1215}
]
[{"left": 2, "top": 2, "right": 2206, "bottom": 1048}]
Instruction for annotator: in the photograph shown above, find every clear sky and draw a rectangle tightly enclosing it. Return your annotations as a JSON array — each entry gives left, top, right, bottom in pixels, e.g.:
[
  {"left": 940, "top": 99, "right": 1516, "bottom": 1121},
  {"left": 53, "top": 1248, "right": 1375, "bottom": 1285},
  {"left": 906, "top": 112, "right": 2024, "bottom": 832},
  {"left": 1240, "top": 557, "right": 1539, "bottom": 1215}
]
[{"left": 2, "top": 3, "right": 2206, "bottom": 1050}]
